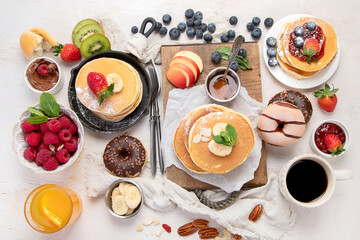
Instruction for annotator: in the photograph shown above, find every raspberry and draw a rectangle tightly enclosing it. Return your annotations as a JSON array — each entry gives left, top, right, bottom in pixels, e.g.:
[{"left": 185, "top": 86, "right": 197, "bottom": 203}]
[
  {"left": 43, "top": 156, "right": 59, "bottom": 171},
  {"left": 53, "top": 141, "right": 65, "bottom": 151},
  {"left": 40, "top": 122, "right": 49, "bottom": 134},
  {"left": 23, "top": 146, "right": 37, "bottom": 161},
  {"left": 25, "top": 132, "right": 41, "bottom": 147},
  {"left": 68, "top": 123, "right": 78, "bottom": 135},
  {"left": 65, "top": 137, "right": 78, "bottom": 152},
  {"left": 56, "top": 149, "right": 71, "bottom": 164},
  {"left": 37, "top": 64, "right": 49, "bottom": 76},
  {"left": 47, "top": 120, "right": 61, "bottom": 133},
  {"left": 59, "top": 116, "right": 73, "bottom": 129},
  {"left": 43, "top": 132, "right": 59, "bottom": 145},
  {"left": 35, "top": 158, "right": 43, "bottom": 166},
  {"left": 24, "top": 132, "right": 31, "bottom": 139},
  {"left": 37, "top": 143, "right": 49, "bottom": 151},
  {"left": 35, "top": 149, "right": 51, "bottom": 164},
  {"left": 58, "top": 129, "right": 72, "bottom": 142},
  {"left": 21, "top": 120, "right": 36, "bottom": 132}
]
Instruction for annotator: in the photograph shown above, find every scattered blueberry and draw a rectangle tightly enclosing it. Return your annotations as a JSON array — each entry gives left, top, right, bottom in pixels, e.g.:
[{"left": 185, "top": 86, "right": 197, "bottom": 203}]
[
  {"left": 159, "top": 27, "right": 168, "bottom": 36},
  {"left": 169, "top": 28, "right": 181, "bottom": 40},
  {"left": 131, "top": 26, "right": 138, "bottom": 34},
  {"left": 230, "top": 61, "right": 239, "bottom": 71},
  {"left": 155, "top": 22, "right": 162, "bottom": 32},
  {"left": 194, "top": 11, "right": 203, "bottom": 20},
  {"left": 238, "top": 48, "right": 247, "bottom": 58},
  {"left": 204, "top": 33, "right": 213, "bottom": 43},
  {"left": 242, "top": 36, "right": 246, "bottom": 42},
  {"left": 266, "top": 37, "right": 277, "bottom": 47},
  {"left": 251, "top": 28, "right": 262, "bottom": 39},
  {"left": 195, "top": 29, "right": 203, "bottom": 39},
  {"left": 268, "top": 57, "right": 278, "bottom": 67},
  {"left": 229, "top": 16, "right": 238, "bottom": 25},
  {"left": 221, "top": 34, "right": 229, "bottom": 42},
  {"left": 227, "top": 30, "right": 236, "bottom": 39},
  {"left": 246, "top": 22, "right": 254, "bottom": 31},
  {"left": 194, "top": 19, "right": 202, "bottom": 27},
  {"left": 186, "top": 27, "right": 196, "bottom": 38},
  {"left": 208, "top": 23, "right": 216, "bottom": 33},
  {"left": 252, "top": 17, "right": 261, "bottom": 26},
  {"left": 177, "top": 22, "right": 186, "bottom": 32},
  {"left": 162, "top": 14, "right": 172, "bottom": 24},
  {"left": 185, "top": 9, "right": 194, "bottom": 18},
  {"left": 294, "top": 26, "right": 305, "bottom": 36},
  {"left": 267, "top": 47, "right": 277, "bottom": 57},
  {"left": 211, "top": 52, "right": 222, "bottom": 63},
  {"left": 186, "top": 18, "right": 194, "bottom": 27},
  {"left": 264, "top": 18, "right": 274, "bottom": 27},
  {"left": 306, "top": 21, "right": 316, "bottom": 31},
  {"left": 199, "top": 23, "right": 207, "bottom": 32},
  {"left": 294, "top": 36, "right": 304, "bottom": 48}
]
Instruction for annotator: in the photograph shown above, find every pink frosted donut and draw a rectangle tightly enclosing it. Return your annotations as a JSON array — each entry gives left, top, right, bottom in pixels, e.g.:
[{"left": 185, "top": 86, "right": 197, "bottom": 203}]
[{"left": 257, "top": 102, "right": 306, "bottom": 146}]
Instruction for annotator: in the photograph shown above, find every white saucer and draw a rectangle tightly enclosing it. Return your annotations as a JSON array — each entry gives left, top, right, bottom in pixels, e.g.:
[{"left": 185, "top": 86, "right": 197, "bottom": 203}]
[{"left": 263, "top": 14, "right": 340, "bottom": 89}]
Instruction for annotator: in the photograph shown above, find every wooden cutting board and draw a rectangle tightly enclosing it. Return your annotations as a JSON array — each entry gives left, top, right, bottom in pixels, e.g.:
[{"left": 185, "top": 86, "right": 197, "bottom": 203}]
[{"left": 161, "top": 42, "right": 267, "bottom": 190}]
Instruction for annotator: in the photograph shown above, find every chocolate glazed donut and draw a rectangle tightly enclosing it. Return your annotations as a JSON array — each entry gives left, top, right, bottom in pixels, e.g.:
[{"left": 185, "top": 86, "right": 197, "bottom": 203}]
[{"left": 103, "top": 135, "right": 147, "bottom": 177}]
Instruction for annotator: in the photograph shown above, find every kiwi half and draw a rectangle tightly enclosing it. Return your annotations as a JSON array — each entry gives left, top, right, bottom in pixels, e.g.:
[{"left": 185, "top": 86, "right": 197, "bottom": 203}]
[
  {"left": 74, "top": 24, "right": 104, "bottom": 48},
  {"left": 80, "top": 33, "right": 111, "bottom": 58},
  {"left": 72, "top": 18, "right": 100, "bottom": 42}
]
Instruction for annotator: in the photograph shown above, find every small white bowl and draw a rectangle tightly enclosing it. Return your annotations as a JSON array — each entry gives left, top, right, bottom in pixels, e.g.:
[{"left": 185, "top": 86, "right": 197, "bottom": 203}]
[
  {"left": 204, "top": 67, "right": 241, "bottom": 103},
  {"left": 12, "top": 104, "right": 84, "bottom": 174},
  {"left": 310, "top": 119, "right": 350, "bottom": 158},
  {"left": 24, "top": 57, "right": 64, "bottom": 95}
]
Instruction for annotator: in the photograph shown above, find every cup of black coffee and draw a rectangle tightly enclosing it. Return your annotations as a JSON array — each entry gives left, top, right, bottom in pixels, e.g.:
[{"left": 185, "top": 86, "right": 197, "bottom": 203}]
[{"left": 279, "top": 154, "right": 352, "bottom": 208}]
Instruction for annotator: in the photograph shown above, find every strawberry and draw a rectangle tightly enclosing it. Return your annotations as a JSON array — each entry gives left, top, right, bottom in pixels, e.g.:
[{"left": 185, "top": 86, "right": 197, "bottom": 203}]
[
  {"left": 324, "top": 134, "right": 345, "bottom": 156},
  {"left": 301, "top": 38, "right": 319, "bottom": 64},
  {"left": 313, "top": 83, "right": 338, "bottom": 112},
  {"left": 87, "top": 72, "right": 114, "bottom": 105},
  {"left": 52, "top": 44, "right": 81, "bottom": 63}
]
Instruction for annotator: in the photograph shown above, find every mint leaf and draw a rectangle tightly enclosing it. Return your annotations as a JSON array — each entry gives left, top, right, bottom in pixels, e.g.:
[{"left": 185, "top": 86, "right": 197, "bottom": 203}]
[
  {"left": 213, "top": 124, "right": 238, "bottom": 147},
  {"left": 216, "top": 46, "right": 252, "bottom": 70},
  {"left": 220, "top": 131, "right": 231, "bottom": 143},
  {"left": 226, "top": 124, "right": 237, "bottom": 145},
  {"left": 213, "top": 135, "right": 232, "bottom": 147},
  {"left": 40, "top": 93, "right": 60, "bottom": 117},
  {"left": 27, "top": 115, "right": 49, "bottom": 124},
  {"left": 27, "top": 107, "right": 45, "bottom": 117}
]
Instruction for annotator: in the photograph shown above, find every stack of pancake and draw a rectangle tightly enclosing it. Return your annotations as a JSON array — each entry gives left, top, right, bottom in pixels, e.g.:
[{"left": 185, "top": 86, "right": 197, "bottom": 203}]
[
  {"left": 277, "top": 17, "right": 338, "bottom": 79},
  {"left": 173, "top": 104, "right": 255, "bottom": 174},
  {"left": 75, "top": 57, "right": 142, "bottom": 122}
]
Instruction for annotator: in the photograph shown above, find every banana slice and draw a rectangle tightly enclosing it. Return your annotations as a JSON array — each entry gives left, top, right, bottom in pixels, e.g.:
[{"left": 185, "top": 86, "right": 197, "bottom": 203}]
[
  {"left": 124, "top": 185, "right": 142, "bottom": 209},
  {"left": 106, "top": 73, "right": 123, "bottom": 93},
  {"left": 118, "top": 182, "right": 128, "bottom": 195},
  {"left": 213, "top": 123, "right": 227, "bottom": 136},
  {"left": 125, "top": 207, "right": 135, "bottom": 215},
  {"left": 208, "top": 140, "right": 232, "bottom": 157},
  {"left": 112, "top": 195, "right": 128, "bottom": 215},
  {"left": 111, "top": 187, "right": 121, "bottom": 199}
]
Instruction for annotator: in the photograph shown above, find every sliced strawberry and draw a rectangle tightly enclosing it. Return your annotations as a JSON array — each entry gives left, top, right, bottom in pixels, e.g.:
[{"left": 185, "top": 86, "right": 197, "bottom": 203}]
[
  {"left": 324, "top": 134, "right": 345, "bottom": 156},
  {"left": 87, "top": 72, "right": 114, "bottom": 105},
  {"left": 301, "top": 38, "right": 320, "bottom": 64},
  {"left": 52, "top": 44, "right": 81, "bottom": 63},
  {"left": 313, "top": 83, "right": 338, "bottom": 112}
]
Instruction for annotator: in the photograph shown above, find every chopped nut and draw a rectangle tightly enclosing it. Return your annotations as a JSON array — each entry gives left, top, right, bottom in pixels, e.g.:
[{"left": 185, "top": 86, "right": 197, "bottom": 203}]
[
  {"left": 248, "top": 204, "right": 263, "bottom": 222},
  {"left": 152, "top": 229, "right": 163, "bottom": 237},
  {"left": 201, "top": 136, "right": 211, "bottom": 142},
  {"left": 193, "top": 134, "right": 201, "bottom": 143},
  {"left": 136, "top": 224, "right": 143, "bottom": 232},
  {"left": 142, "top": 216, "right": 153, "bottom": 226},
  {"left": 200, "top": 127, "right": 212, "bottom": 138},
  {"left": 152, "top": 218, "right": 160, "bottom": 226}
]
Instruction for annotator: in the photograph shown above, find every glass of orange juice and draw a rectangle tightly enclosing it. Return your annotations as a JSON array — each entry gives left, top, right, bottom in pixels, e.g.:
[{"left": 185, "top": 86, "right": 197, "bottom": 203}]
[{"left": 24, "top": 184, "right": 82, "bottom": 233}]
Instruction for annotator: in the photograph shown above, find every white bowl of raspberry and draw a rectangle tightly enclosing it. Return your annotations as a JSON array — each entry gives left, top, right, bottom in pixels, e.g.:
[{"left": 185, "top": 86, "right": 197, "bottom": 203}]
[{"left": 12, "top": 104, "right": 84, "bottom": 174}]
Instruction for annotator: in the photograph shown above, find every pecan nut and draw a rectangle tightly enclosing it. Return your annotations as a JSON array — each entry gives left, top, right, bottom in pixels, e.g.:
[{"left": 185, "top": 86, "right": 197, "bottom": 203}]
[
  {"left": 193, "top": 219, "right": 209, "bottom": 229},
  {"left": 234, "top": 234, "right": 242, "bottom": 240},
  {"left": 198, "top": 227, "right": 219, "bottom": 239},
  {"left": 178, "top": 222, "right": 197, "bottom": 236},
  {"left": 248, "top": 204, "right": 263, "bottom": 222}
]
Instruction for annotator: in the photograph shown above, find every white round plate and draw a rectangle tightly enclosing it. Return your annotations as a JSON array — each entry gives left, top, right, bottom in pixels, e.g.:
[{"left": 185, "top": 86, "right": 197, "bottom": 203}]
[{"left": 263, "top": 14, "right": 340, "bottom": 89}]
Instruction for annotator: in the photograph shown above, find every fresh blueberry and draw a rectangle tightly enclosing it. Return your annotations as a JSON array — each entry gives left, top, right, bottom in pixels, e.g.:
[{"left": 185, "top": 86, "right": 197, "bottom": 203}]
[
  {"left": 169, "top": 28, "right": 181, "bottom": 40},
  {"left": 186, "top": 27, "right": 196, "bottom": 38},
  {"left": 208, "top": 23, "right": 216, "bottom": 33},
  {"left": 306, "top": 21, "right": 316, "bottom": 31},
  {"left": 195, "top": 29, "right": 203, "bottom": 39},
  {"left": 194, "top": 11, "right": 203, "bottom": 20},
  {"left": 204, "top": 33, "right": 213, "bottom": 43},
  {"left": 251, "top": 28, "right": 262, "bottom": 39},
  {"left": 186, "top": 18, "right": 194, "bottom": 27},
  {"left": 238, "top": 48, "right": 247, "bottom": 58},
  {"left": 194, "top": 19, "right": 202, "bottom": 27},
  {"left": 229, "top": 16, "right": 238, "bottom": 25},
  {"left": 154, "top": 22, "right": 162, "bottom": 32},
  {"left": 159, "top": 27, "right": 167, "bottom": 36},
  {"left": 246, "top": 22, "right": 254, "bottom": 31},
  {"left": 227, "top": 30, "right": 236, "bottom": 39},
  {"left": 221, "top": 34, "right": 229, "bottom": 42},
  {"left": 211, "top": 52, "right": 222, "bottom": 63},
  {"left": 185, "top": 9, "right": 194, "bottom": 18},
  {"left": 131, "top": 26, "right": 138, "bottom": 34},
  {"left": 199, "top": 23, "right": 207, "bottom": 32},
  {"left": 230, "top": 61, "right": 239, "bottom": 71},
  {"left": 162, "top": 14, "right": 172, "bottom": 24},
  {"left": 267, "top": 47, "right": 277, "bottom": 57},
  {"left": 294, "top": 26, "right": 305, "bottom": 36},
  {"left": 252, "top": 17, "right": 261, "bottom": 26},
  {"left": 294, "top": 37, "right": 304, "bottom": 48},
  {"left": 177, "top": 22, "right": 186, "bottom": 32},
  {"left": 266, "top": 37, "right": 277, "bottom": 47},
  {"left": 268, "top": 57, "right": 278, "bottom": 67},
  {"left": 264, "top": 18, "right": 274, "bottom": 27},
  {"left": 242, "top": 36, "right": 246, "bottom": 42}
]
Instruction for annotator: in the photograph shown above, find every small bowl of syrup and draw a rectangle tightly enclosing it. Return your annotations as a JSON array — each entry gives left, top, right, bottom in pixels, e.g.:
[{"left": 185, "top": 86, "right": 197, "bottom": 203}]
[{"left": 205, "top": 67, "right": 240, "bottom": 103}]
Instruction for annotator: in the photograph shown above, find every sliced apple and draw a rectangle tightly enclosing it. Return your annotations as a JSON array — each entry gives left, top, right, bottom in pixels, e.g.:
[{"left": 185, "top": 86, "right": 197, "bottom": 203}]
[
  {"left": 174, "top": 51, "right": 203, "bottom": 73},
  {"left": 170, "top": 56, "right": 200, "bottom": 79},
  {"left": 170, "top": 63, "right": 196, "bottom": 87},
  {"left": 166, "top": 66, "right": 188, "bottom": 89}
]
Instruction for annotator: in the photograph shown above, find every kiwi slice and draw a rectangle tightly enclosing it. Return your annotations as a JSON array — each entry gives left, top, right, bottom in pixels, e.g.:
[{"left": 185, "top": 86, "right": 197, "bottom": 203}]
[
  {"left": 80, "top": 33, "right": 111, "bottom": 58},
  {"left": 73, "top": 24, "right": 104, "bottom": 48},
  {"left": 72, "top": 18, "right": 100, "bottom": 42}
]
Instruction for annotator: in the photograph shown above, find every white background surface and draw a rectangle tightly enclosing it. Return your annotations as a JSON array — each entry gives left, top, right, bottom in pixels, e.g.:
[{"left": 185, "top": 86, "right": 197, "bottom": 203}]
[{"left": 1, "top": 0, "right": 359, "bottom": 239}]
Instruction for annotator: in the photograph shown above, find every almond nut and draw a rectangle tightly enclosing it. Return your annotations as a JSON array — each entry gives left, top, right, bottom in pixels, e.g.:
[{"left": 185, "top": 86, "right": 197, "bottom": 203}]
[
  {"left": 178, "top": 222, "right": 197, "bottom": 236},
  {"left": 193, "top": 219, "right": 209, "bottom": 229},
  {"left": 198, "top": 227, "right": 219, "bottom": 239},
  {"left": 248, "top": 204, "right": 263, "bottom": 222}
]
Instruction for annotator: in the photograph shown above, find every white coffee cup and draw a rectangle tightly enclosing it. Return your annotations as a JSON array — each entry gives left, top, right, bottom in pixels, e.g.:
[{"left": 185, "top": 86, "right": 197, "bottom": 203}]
[{"left": 279, "top": 154, "right": 352, "bottom": 208}]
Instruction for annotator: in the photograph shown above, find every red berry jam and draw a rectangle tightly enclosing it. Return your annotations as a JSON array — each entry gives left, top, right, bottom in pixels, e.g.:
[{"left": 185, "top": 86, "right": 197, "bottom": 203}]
[
  {"left": 315, "top": 122, "right": 346, "bottom": 154},
  {"left": 289, "top": 23, "right": 325, "bottom": 62}
]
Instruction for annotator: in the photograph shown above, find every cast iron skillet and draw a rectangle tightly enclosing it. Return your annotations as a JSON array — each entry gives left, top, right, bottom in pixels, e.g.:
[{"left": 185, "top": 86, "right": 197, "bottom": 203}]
[{"left": 68, "top": 50, "right": 151, "bottom": 133}]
